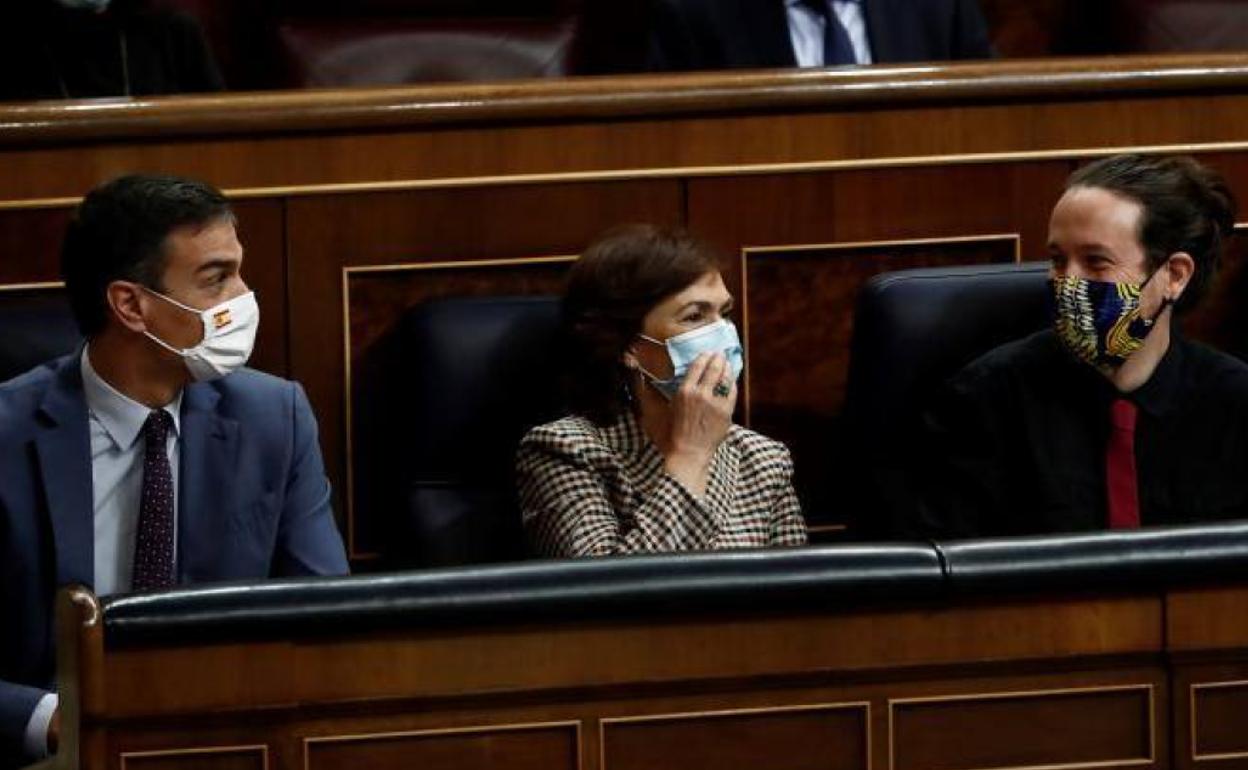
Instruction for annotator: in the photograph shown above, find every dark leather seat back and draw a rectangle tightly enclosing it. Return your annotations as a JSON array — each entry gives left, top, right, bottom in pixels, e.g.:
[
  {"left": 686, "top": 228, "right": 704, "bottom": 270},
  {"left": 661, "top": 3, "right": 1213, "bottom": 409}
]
[
  {"left": 842, "top": 262, "right": 1051, "bottom": 537},
  {"left": 0, "top": 290, "right": 81, "bottom": 384},
  {"left": 373, "top": 295, "right": 564, "bottom": 567},
  {"left": 277, "top": 18, "right": 578, "bottom": 87},
  {"left": 266, "top": 0, "right": 581, "bottom": 87}
]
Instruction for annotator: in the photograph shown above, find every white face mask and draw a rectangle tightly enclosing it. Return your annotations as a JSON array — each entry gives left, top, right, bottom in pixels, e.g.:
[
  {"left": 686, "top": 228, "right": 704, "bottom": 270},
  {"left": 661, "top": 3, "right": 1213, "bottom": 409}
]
[
  {"left": 54, "top": 0, "right": 111, "bottom": 12},
  {"left": 141, "top": 288, "right": 259, "bottom": 382}
]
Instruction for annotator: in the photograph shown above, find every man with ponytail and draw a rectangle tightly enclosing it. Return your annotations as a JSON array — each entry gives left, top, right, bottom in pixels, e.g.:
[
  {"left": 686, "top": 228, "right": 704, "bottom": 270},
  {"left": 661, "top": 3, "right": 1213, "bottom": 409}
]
[{"left": 919, "top": 154, "right": 1248, "bottom": 538}]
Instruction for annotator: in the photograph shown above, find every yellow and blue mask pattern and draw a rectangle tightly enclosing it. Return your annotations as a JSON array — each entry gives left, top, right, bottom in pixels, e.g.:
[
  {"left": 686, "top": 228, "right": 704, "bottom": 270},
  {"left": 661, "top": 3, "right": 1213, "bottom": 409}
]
[{"left": 1051, "top": 275, "right": 1155, "bottom": 368}]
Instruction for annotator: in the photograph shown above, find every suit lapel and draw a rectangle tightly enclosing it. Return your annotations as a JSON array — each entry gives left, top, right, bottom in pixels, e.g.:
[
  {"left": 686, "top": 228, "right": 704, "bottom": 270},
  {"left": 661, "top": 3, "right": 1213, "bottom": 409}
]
[
  {"left": 177, "top": 383, "right": 240, "bottom": 582},
  {"left": 34, "top": 356, "right": 95, "bottom": 588}
]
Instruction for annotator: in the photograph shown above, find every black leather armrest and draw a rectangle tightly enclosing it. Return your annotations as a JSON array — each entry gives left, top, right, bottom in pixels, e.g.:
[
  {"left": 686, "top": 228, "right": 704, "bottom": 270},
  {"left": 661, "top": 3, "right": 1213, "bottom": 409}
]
[
  {"left": 938, "top": 521, "right": 1248, "bottom": 595},
  {"left": 101, "top": 544, "right": 944, "bottom": 646}
]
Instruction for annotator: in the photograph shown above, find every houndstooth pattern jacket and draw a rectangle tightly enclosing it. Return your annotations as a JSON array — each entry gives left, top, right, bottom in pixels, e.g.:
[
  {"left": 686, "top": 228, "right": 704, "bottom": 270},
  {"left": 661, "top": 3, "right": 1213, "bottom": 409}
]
[{"left": 517, "top": 411, "right": 807, "bottom": 557}]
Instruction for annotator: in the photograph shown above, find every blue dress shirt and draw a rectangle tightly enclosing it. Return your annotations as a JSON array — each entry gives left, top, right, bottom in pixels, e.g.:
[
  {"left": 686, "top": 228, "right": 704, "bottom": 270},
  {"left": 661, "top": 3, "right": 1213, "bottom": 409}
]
[{"left": 80, "top": 345, "right": 182, "bottom": 597}]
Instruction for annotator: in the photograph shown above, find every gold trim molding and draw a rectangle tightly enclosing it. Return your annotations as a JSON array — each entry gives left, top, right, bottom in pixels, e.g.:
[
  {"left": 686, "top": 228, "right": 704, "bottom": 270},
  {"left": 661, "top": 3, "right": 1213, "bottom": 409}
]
[
  {"left": 303, "top": 720, "right": 583, "bottom": 770},
  {"left": 0, "top": 280, "right": 64, "bottom": 293},
  {"left": 599, "top": 701, "right": 871, "bottom": 770},
  {"left": 888, "top": 683, "right": 1156, "bottom": 770},
  {"left": 8, "top": 139, "right": 1248, "bottom": 211},
  {"left": 120, "top": 744, "right": 269, "bottom": 770},
  {"left": 1189, "top": 679, "right": 1248, "bottom": 762}
]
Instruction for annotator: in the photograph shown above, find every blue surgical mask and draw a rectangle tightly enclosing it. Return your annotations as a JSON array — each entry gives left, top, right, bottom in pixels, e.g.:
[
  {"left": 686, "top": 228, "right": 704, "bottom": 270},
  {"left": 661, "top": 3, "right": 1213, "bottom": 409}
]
[{"left": 635, "top": 318, "right": 744, "bottom": 400}]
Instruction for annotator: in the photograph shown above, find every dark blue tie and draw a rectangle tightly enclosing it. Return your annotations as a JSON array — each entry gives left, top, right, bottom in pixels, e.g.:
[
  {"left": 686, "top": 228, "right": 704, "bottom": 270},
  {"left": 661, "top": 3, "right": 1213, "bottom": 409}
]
[
  {"left": 133, "top": 410, "right": 176, "bottom": 592},
  {"left": 800, "top": 0, "right": 858, "bottom": 66}
]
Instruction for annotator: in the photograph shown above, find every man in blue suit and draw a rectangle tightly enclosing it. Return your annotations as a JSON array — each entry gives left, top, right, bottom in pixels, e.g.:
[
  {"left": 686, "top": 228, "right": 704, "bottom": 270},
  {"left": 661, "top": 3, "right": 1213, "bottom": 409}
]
[{"left": 0, "top": 175, "right": 349, "bottom": 766}]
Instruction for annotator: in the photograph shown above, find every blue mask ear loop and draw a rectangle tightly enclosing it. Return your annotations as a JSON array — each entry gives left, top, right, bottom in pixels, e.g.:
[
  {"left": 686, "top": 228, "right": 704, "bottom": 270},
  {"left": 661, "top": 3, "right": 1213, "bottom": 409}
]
[{"left": 630, "top": 334, "right": 674, "bottom": 400}]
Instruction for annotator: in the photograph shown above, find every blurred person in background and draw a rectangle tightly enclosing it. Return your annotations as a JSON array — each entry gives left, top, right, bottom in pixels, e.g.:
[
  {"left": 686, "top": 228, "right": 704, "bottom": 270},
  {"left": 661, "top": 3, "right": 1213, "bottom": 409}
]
[
  {"left": 648, "top": 0, "right": 992, "bottom": 72},
  {"left": 0, "top": 0, "right": 223, "bottom": 101}
]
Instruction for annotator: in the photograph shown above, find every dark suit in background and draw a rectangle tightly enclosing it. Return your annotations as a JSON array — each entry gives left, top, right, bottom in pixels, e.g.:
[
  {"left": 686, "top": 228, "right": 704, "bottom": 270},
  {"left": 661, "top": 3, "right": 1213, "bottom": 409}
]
[
  {"left": 0, "top": 0, "right": 224, "bottom": 101},
  {"left": 648, "top": 0, "right": 992, "bottom": 71}
]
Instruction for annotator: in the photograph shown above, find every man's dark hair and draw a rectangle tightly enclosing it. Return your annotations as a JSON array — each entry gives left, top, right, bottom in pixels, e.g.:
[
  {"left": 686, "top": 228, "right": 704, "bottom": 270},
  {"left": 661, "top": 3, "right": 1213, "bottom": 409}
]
[
  {"left": 563, "top": 224, "right": 722, "bottom": 425},
  {"left": 1067, "top": 154, "right": 1237, "bottom": 312},
  {"left": 61, "top": 174, "right": 233, "bottom": 337}
]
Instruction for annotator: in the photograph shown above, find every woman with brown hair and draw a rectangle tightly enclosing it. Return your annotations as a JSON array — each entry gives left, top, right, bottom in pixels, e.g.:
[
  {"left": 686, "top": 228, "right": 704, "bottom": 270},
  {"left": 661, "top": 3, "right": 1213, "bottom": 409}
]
[{"left": 517, "top": 225, "right": 807, "bottom": 557}]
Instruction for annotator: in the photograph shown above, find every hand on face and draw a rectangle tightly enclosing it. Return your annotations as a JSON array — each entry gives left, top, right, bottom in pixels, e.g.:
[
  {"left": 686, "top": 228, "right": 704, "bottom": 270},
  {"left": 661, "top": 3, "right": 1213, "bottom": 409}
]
[{"left": 664, "top": 351, "right": 736, "bottom": 471}]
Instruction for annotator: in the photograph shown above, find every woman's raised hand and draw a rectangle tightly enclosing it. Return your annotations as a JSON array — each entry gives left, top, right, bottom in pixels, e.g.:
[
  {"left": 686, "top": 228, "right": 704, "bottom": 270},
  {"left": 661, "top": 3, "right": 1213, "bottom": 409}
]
[{"left": 662, "top": 352, "right": 737, "bottom": 496}]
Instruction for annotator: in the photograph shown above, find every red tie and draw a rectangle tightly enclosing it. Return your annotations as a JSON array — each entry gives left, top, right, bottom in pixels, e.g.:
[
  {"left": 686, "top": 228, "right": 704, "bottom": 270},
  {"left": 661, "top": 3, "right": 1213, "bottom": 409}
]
[{"left": 1106, "top": 399, "right": 1140, "bottom": 529}]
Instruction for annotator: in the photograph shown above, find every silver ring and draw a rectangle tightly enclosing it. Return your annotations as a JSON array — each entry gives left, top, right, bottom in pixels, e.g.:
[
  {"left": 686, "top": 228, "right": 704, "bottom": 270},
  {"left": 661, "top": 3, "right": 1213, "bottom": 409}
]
[{"left": 712, "top": 381, "right": 731, "bottom": 397}]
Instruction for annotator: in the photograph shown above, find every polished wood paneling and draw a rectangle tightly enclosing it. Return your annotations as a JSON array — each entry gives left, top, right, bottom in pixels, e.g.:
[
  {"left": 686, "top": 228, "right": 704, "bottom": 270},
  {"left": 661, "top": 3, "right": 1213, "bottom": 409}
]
[
  {"left": 96, "top": 596, "right": 1159, "bottom": 717},
  {"left": 52, "top": 581, "right": 1225, "bottom": 770},
  {"left": 3, "top": 55, "right": 1248, "bottom": 147},
  {"left": 9, "top": 86, "right": 1248, "bottom": 203},
  {"left": 601, "top": 704, "right": 868, "bottom": 770},
  {"left": 891, "top": 687, "right": 1154, "bottom": 770},
  {"left": 233, "top": 200, "right": 287, "bottom": 377},
  {"left": 1167, "top": 587, "right": 1248, "bottom": 652},
  {"left": 1191, "top": 682, "right": 1248, "bottom": 761},
  {"left": 1181, "top": 227, "right": 1248, "bottom": 363},
  {"left": 1171, "top": 664, "right": 1248, "bottom": 770},
  {"left": 120, "top": 746, "right": 267, "bottom": 770},
  {"left": 0, "top": 206, "right": 70, "bottom": 284},
  {"left": 689, "top": 163, "right": 1068, "bottom": 279},
  {"left": 304, "top": 724, "right": 579, "bottom": 770},
  {"left": 1165, "top": 587, "right": 1248, "bottom": 770}
]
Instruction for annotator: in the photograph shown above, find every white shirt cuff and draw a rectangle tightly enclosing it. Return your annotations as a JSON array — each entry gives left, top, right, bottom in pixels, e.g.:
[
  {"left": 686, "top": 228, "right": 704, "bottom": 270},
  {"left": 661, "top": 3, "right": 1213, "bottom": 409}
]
[{"left": 23, "top": 692, "right": 58, "bottom": 760}]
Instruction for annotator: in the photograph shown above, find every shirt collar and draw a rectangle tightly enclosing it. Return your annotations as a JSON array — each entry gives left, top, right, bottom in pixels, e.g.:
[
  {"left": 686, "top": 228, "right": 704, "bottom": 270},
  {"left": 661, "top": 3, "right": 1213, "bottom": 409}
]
[
  {"left": 1048, "top": 327, "right": 1186, "bottom": 419},
  {"left": 80, "top": 345, "right": 183, "bottom": 451}
]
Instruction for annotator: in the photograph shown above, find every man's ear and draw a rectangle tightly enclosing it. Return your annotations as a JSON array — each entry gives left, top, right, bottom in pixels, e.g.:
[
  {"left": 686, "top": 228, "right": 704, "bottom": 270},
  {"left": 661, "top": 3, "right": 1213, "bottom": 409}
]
[
  {"left": 105, "top": 281, "right": 148, "bottom": 333},
  {"left": 1163, "top": 252, "right": 1195, "bottom": 303}
]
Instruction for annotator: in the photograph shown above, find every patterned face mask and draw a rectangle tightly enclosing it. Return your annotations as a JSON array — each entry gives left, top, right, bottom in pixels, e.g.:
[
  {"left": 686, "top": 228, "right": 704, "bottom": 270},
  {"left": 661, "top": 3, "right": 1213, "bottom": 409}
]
[{"left": 1050, "top": 270, "right": 1170, "bottom": 368}]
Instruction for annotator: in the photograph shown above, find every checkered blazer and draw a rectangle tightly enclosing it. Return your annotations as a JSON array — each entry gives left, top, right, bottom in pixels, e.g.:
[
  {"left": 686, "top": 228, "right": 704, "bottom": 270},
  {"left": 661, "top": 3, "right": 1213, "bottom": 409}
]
[{"left": 517, "top": 411, "right": 807, "bottom": 557}]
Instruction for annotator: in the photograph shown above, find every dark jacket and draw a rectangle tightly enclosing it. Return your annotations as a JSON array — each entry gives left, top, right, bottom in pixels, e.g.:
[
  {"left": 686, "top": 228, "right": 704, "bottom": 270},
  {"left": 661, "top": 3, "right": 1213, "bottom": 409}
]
[{"left": 0, "top": 1, "right": 224, "bottom": 101}]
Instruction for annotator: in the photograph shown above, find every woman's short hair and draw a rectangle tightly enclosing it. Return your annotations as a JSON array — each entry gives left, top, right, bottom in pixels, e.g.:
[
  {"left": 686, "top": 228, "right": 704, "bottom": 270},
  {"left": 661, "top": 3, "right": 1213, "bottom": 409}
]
[
  {"left": 1067, "top": 154, "right": 1237, "bottom": 312},
  {"left": 563, "top": 225, "right": 722, "bottom": 425}
]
